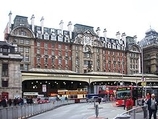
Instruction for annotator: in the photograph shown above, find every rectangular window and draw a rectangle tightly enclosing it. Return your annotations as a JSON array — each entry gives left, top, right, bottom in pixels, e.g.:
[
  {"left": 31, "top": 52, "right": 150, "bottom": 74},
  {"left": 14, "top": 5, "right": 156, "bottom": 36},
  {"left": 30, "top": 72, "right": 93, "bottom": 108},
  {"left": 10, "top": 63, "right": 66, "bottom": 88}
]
[
  {"left": 25, "top": 55, "right": 29, "bottom": 61},
  {"left": 96, "top": 48, "right": 99, "bottom": 53},
  {"left": 2, "top": 64, "right": 8, "bottom": 77},
  {"left": 52, "top": 57, "right": 55, "bottom": 64},
  {"left": 52, "top": 51, "right": 55, "bottom": 55},
  {"left": 84, "top": 60, "right": 88, "bottom": 65},
  {"left": 65, "top": 46, "right": 68, "bottom": 50},
  {"left": 58, "top": 58, "right": 62, "bottom": 64},
  {"left": 24, "top": 64, "right": 29, "bottom": 71},
  {"left": 76, "top": 52, "right": 78, "bottom": 57},
  {"left": 52, "top": 44, "right": 55, "bottom": 48},
  {"left": 2, "top": 81, "right": 8, "bottom": 87},
  {"left": 58, "top": 51, "right": 62, "bottom": 56},
  {"left": 76, "top": 68, "right": 79, "bottom": 73},
  {"left": 37, "top": 57, "right": 40, "bottom": 63},
  {"left": 65, "top": 59, "right": 68, "bottom": 64},
  {"left": 3, "top": 48, "right": 8, "bottom": 53},
  {"left": 37, "top": 49, "right": 40, "bottom": 54},
  {"left": 25, "top": 47, "right": 29, "bottom": 53},
  {"left": 44, "top": 57, "right": 48, "bottom": 64},
  {"left": 44, "top": 50, "right": 48, "bottom": 55},
  {"left": 19, "top": 47, "right": 24, "bottom": 52},
  {"left": 76, "top": 60, "right": 79, "bottom": 65},
  {"left": 25, "top": 40, "right": 30, "bottom": 45},
  {"left": 44, "top": 43, "right": 48, "bottom": 48},
  {"left": 19, "top": 39, "right": 24, "bottom": 44},
  {"left": 37, "top": 42, "right": 40, "bottom": 47},
  {"left": 65, "top": 52, "right": 68, "bottom": 56},
  {"left": 75, "top": 46, "right": 78, "bottom": 50},
  {"left": 136, "top": 65, "right": 138, "bottom": 69},
  {"left": 58, "top": 44, "right": 61, "bottom": 49},
  {"left": 20, "top": 64, "right": 23, "bottom": 70}
]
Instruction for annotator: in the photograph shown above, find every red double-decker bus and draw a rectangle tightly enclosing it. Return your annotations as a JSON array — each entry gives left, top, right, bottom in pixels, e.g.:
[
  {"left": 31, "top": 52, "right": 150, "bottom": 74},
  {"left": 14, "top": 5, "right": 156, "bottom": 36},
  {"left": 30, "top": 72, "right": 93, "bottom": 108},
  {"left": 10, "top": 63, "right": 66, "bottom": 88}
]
[
  {"left": 115, "top": 86, "right": 132, "bottom": 106},
  {"left": 98, "top": 85, "right": 143, "bottom": 106},
  {"left": 115, "top": 86, "right": 143, "bottom": 106}
]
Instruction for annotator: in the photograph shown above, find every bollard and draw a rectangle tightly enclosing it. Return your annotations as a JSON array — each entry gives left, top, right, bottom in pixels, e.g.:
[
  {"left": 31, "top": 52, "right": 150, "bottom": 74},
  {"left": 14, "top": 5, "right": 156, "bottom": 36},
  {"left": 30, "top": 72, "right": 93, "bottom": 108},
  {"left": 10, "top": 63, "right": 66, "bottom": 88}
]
[{"left": 95, "top": 104, "right": 99, "bottom": 118}]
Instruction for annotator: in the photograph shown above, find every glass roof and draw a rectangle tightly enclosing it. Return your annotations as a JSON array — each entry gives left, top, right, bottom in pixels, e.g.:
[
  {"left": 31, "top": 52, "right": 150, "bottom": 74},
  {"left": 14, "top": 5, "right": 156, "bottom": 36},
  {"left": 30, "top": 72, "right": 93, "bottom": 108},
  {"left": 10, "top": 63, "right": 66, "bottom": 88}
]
[
  {"left": 29, "top": 68, "right": 77, "bottom": 74},
  {"left": 86, "top": 71, "right": 123, "bottom": 76}
]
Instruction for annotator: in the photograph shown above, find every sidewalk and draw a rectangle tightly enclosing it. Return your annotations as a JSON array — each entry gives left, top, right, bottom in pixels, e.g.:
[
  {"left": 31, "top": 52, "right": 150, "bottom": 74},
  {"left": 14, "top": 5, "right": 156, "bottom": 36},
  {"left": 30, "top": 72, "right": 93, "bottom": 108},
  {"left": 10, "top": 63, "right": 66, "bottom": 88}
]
[{"left": 87, "top": 116, "right": 108, "bottom": 119}]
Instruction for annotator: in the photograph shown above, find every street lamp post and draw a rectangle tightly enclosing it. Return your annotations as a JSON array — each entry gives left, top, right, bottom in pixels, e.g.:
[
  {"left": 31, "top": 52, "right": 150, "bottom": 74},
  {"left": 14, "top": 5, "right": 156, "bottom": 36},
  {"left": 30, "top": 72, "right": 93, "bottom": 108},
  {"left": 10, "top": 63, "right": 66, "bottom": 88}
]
[{"left": 141, "top": 47, "right": 146, "bottom": 97}]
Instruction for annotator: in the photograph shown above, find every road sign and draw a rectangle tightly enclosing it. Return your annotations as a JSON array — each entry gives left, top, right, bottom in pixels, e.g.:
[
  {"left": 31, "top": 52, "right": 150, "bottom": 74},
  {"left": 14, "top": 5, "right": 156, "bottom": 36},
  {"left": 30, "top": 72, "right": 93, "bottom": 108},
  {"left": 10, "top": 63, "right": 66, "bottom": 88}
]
[
  {"left": 42, "top": 84, "right": 47, "bottom": 92},
  {"left": 141, "top": 82, "right": 146, "bottom": 86}
]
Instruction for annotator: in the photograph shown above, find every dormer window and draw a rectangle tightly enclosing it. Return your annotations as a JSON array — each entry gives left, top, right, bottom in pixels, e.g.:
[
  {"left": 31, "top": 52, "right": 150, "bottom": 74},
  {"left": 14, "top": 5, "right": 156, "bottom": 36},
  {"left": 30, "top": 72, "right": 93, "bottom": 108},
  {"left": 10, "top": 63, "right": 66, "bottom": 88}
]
[
  {"left": 57, "top": 30, "right": 62, "bottom": 34},
  {"left": 64, "top": 35, "right": 70, "bottom": 42},
  {"left": 51, "top": 33, "right": 56, "bottom": 41},
  {"left": 3, "top": 48, "right": 8, "bottom": 53},
  {"left": 44, "top": 32, "right": 49, "bottom": 40},
  {"left": 58, "top": 35, "right": 63, "bottom": 42},
  {"left": 36, "top": 31, "right": 42, "bottom": 39}
]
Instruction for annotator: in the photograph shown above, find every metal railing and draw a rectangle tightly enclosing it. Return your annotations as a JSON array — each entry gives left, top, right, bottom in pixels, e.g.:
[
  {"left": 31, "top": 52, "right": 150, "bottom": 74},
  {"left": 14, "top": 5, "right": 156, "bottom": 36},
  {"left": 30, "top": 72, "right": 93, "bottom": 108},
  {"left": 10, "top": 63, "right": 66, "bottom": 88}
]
[
  {"left": 113, "top": 105, "right": 148, "bottom": 119},
  {"left": 0, "top": 100, "right": 75, "bottom": 119}
]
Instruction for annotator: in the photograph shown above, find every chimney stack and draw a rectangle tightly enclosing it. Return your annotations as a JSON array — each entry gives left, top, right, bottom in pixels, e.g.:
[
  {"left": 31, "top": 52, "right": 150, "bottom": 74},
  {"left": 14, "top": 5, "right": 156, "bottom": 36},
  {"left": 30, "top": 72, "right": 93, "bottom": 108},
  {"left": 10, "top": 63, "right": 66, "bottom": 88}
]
[
  {"left": 134, "top": 35, "right": 137, "bottom": 43},
  {"left": 103, "top": 28, "right": 107, "bottom": 40},
  {"left": 121, "top": 32, "right": 126, "bottom": 48},
  {"left": 8, "top": 11, "right": 12, "bottom": 33},
  {"left": 116, "top": 31, "right": 120, "bottom": 41},
  {"left": 67, "top": 21, "right": 72, "bottom": 39},
  {"left": 59, "top": 20, "right": 64, "bottom": 34},
  {"left": 31, "top": 14, "right": 35, "bottom": 32},
  {"left": 96, "top": 27, "right": 100, "bottom": 36},
  {"left": 40, "top": 16, "right": 44, "bottom": 34}
]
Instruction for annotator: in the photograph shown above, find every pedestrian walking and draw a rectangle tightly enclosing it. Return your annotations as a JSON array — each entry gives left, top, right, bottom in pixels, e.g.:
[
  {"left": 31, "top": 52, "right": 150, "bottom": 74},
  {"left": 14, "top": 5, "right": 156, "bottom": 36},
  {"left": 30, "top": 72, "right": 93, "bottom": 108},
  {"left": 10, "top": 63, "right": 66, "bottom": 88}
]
[
  {"left": 123, "top": 96, "right": 127, "bottom": 110},
  {"left": 1, "top": 97, "right": 7, "bottom": 107},
  {"left": 142, "top": 96, "right": 148, "bottom": 119},
  {"left": 7, "top": 99, "right": 12, "bottom": 106},
  {"left": 125, "top": 96, "right": 133, "bottom": 111},
  {"left": 146, "top": 93, "right": 158, "bottom": 119}
]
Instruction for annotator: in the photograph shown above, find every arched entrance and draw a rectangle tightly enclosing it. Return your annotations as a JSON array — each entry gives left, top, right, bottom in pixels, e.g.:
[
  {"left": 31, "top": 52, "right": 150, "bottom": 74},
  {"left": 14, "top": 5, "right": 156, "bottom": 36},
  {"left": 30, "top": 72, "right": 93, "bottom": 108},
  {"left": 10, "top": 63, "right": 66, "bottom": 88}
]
[{"left": 22, "top": 80, "right": 89, "bottom": 99}]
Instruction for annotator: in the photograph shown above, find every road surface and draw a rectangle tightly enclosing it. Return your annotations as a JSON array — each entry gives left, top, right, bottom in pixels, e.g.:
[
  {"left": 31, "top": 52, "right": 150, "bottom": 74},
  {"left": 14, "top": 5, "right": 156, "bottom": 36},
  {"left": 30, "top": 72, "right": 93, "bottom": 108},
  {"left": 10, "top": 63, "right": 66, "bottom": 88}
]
[{"left": 28, "top": 102, "right": 125, "bottom": 119}]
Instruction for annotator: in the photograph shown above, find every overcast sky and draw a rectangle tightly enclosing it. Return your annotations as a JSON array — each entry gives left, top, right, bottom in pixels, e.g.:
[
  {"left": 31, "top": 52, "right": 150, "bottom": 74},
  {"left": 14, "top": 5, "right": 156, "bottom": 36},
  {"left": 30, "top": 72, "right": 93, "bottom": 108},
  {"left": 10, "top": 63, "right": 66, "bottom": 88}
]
[{"left": 0, "top": 0, "right": 158, "bottom": 41}]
